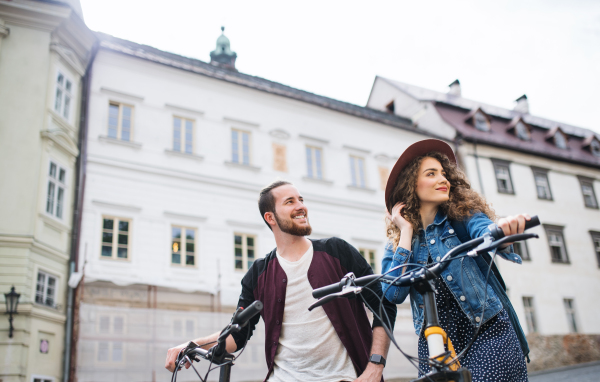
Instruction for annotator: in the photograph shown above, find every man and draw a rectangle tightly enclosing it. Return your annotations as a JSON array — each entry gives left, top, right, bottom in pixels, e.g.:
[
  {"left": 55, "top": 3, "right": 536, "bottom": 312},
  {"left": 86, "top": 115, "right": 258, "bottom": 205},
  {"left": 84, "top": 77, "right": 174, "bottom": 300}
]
[{"left": 165, "top": 180, "right": 396, "bottom": 381}]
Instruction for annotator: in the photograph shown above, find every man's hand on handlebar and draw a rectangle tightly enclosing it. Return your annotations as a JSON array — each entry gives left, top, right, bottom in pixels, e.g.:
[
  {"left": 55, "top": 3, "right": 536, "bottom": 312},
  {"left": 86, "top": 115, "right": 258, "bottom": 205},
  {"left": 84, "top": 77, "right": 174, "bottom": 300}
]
[
  {"left": 165, "top": 342, "right": 191, "bottom": 372},
  {"left": 497, "top": 213, "right": 531, "bottom": 248}
]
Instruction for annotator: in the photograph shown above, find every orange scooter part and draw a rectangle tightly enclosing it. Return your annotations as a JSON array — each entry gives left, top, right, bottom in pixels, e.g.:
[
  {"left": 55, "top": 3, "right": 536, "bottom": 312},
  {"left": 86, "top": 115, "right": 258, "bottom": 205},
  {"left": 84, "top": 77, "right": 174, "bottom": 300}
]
[{"left": 424, "top": 326, "right": 460, "bottom": 371}]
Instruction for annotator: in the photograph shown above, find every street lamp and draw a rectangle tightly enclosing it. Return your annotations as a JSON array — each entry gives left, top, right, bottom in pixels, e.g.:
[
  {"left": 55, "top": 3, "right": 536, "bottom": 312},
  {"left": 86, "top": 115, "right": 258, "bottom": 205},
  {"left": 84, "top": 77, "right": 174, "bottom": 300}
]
[{"left": 4, "top": 286, "right": 20, "bottom": 338}]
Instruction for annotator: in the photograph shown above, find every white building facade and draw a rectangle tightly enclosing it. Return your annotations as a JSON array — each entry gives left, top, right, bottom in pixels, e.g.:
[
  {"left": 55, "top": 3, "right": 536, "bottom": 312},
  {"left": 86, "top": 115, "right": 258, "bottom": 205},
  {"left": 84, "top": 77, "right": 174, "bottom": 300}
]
[
  {"left": 368, "top": 77, "right": 600, "bottom": 367},
  {"left": 74, "top": 33, "right": 437, "bottom": 381}
]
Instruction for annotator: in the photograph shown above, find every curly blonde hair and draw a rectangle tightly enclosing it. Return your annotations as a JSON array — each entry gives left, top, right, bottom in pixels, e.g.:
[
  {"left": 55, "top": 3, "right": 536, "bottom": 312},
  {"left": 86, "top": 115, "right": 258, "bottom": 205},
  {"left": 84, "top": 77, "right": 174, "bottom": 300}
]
[{"left": 386, "top": 151, "right": 496, "bottom": 250}]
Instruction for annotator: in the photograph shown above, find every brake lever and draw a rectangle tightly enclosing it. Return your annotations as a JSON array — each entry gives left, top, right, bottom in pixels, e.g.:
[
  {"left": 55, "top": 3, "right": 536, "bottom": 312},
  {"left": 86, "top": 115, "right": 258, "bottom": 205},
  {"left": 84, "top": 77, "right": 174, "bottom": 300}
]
[
  {"left": 466, "top": 233, "right": 493, "bottom": 257},
  {"left": 308, "top": 285, "right": 363, "bottom": 311}
]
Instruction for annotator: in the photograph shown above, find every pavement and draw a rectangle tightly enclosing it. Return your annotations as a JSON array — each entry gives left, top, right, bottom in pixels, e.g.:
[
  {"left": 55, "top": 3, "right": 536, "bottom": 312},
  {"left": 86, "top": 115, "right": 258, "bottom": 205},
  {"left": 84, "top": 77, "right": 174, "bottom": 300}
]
[{"left": 528, "top": 361, "right": 600, "bottom": 381}]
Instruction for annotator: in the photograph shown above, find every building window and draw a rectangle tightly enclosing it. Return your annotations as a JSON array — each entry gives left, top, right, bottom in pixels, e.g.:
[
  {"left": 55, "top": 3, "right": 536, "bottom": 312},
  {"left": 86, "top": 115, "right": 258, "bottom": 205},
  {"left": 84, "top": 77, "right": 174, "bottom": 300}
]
[
  {"left": 54, "top": 72, "right": 73, "bottom": 120},
  {"left": 359, "top": 249, "right": 377, "bottom": 272},
  {"left": 491, "top": 159, "right": 514, "bottom": 194},
  {"left": 563, "top": 298, "right": 578, "bottom": 333},
  {"left": 46, "top": 161, "right": 66, "bottom": 219},
  {"left": 97, "top": 342, "right": 124, "bottom": 363},
  {"left": 522, "top": 296, "right": 537, "bottom": 333},
  {"left": 590, "top": 231, "right": 600, "bottom": 268},
  {"left": 532, "top": 168, "right": 552, "bottom": 200},
  {"left": 543, "top": 224, "right": 569, "bottom": 264},
  {"left": 33, "top": 378, "right": 54, "bottom": 382},
  {"left": 578, "top": 176, "right": 598, "bottom": 209},
  {"left": 306, "top": 146, "right": 323, "bottom": 180},
  {"left": 515, "top": 121, "right": 530, "bottom": 141},
  {"left": 231, "top": 129, "right": 250, "bottom": 165},
  {"left": 173, "top": 117, "right": 194, "bottom": 154},
  {"left": 591, "top": 139, "right": 600, "bottom": 158},
  {"left": 101, "top": 217, "right": 131, "bottom": 260},
  {"left": 474, "top": 111, "right": 490, "bottom": 132},
  {"left": 234, "top": 233, "right": 255, "bottom": 271},
  {"left": 554, "top": 130, "right": 567, "bottom": 149},
  {"left": 35, "top": 271, "right": 57, "bottom": 307},
  {"left": 173, "top": 319, "right": 195, "bottom": 338},
  {"left": 350, "top": 156, "right": 366, "bottom": 188},
  {"left": 513, "top": 241, "right": 530, "bottom": 261},
  {"left": 108, "top": 102, "right": 133, "bottom": 142},
  {"left": 171, "top": 226, "right": 196, "bottom": 266}
]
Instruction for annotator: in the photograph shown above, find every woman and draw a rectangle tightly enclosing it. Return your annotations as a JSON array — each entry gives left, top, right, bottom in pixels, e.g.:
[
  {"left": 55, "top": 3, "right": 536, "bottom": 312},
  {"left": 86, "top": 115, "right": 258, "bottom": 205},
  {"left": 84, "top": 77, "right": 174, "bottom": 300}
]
[{"left": 382, "top": 139, "right": 530, "bottom": 382}]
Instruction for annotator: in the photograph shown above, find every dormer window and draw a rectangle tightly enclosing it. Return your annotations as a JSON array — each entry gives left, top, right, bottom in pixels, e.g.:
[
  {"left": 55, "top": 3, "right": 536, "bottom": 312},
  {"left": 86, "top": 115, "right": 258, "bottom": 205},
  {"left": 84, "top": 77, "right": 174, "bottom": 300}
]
[
  {"left": 591, "top": 139, "right": 600, "bottom": 158},
  {"left": 474, "top": 111, "right": 490, "bottom": 132},
  {"left": 508, "top": 117, "right": 531, "bottom": 141},
  {"left": 554, "top": 130, "right": 567, "bottom": 149}
]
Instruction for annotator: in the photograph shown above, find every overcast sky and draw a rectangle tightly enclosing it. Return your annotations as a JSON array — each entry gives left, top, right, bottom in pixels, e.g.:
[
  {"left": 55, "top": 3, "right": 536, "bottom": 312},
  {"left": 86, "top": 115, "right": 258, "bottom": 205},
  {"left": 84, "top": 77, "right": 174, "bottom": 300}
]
[{"left": 80, "top": 0, "right": 600, "bottom": 135}]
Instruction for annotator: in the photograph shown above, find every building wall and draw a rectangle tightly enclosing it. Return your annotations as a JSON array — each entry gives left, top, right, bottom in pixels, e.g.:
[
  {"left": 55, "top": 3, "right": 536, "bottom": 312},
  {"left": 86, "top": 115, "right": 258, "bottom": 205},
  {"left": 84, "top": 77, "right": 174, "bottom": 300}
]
[{"left": 0, "top": 1, "right": 94, "bottom": 382}]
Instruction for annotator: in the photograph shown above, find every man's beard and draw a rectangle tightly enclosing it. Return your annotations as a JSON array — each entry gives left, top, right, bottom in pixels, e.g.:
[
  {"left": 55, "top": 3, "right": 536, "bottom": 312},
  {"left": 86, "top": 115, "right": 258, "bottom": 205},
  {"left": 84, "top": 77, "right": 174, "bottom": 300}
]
[{"left": 274, "top": 211, "right": 312, "bottom": 236}]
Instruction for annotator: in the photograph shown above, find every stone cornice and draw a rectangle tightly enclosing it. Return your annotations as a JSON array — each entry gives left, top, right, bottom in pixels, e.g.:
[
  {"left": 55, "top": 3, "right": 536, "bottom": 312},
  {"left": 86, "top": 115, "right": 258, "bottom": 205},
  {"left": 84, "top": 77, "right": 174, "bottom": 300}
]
[
  {"left": 0, "top": 18, "right": 9, "bottom": 38},
  {"left": 40, "top": 128, "right": 79, "bottom": 157},
  {"left": 0, "top": 0, "right": 70, "bottom": 32},
  {"left": 50, "top": 42, "right": 85, "bottom": 76},
  {"left": 0, "top": 234, "right": 69, "bottom": 262}
]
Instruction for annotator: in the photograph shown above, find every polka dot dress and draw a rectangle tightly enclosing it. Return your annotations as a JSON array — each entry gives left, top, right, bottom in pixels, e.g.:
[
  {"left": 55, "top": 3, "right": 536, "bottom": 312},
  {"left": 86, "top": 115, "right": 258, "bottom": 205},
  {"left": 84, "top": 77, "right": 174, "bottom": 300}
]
[{"left": 417, "top": 275, "right": 528, "bottom": 381}]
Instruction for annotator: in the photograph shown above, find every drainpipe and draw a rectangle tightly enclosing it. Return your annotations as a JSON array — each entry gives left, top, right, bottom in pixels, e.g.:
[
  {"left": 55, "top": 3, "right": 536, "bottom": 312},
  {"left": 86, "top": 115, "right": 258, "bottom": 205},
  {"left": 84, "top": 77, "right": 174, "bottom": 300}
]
[
  {"left": 64, "top": 39, "right": 99, "bottom": 382},
  {"left": 472, "top": 139, "right": 485, "bottom": 196}
]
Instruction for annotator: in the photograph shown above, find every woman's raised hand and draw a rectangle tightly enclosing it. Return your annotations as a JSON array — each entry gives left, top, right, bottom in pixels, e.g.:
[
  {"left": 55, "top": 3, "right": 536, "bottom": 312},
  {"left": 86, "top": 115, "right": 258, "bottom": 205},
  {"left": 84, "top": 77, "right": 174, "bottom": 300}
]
[{"left": 386, "top": 203, "right": 413, "bottom": 233}]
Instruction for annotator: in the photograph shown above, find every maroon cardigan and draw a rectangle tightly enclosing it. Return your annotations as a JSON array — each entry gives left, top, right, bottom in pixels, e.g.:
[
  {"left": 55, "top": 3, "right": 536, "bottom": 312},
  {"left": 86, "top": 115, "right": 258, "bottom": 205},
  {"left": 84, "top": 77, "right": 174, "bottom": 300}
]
[{"left": 231, "top": 238, "right": 396, "bottom": 381}]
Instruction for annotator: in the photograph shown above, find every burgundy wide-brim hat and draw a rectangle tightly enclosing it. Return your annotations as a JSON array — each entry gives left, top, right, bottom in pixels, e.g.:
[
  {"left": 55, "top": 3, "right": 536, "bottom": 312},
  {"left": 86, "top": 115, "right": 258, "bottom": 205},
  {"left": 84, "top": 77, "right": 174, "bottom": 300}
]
[{"left": 385, "top": 139, "right": 457, "bottom": 212}]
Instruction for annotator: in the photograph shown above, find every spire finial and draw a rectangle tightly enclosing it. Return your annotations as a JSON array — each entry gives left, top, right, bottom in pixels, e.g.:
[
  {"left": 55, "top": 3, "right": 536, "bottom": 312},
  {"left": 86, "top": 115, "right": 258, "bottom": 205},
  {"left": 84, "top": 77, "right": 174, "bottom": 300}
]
[{"left": 221, "top": 26, "right": 225, "bottom": 33}]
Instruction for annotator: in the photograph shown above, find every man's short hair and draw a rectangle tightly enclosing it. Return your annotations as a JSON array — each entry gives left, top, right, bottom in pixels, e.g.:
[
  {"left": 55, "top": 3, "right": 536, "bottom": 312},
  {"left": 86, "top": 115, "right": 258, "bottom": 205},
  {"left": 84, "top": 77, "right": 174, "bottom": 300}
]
[{"left": 258, "top": 180, "right": 292, "bottom": 230}]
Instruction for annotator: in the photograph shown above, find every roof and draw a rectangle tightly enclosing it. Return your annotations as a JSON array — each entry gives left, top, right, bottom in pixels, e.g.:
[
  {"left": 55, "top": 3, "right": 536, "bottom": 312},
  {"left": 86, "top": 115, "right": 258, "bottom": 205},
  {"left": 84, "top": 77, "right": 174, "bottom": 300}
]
[
  {"left": 96, "top": 33, "right": 433, "bottom": 137},
  {"left": 378, "top": 76, "right": 598, "bottom": 140},
  {"left": 434, "top": 102, "right": 600, "bottom": 169}
]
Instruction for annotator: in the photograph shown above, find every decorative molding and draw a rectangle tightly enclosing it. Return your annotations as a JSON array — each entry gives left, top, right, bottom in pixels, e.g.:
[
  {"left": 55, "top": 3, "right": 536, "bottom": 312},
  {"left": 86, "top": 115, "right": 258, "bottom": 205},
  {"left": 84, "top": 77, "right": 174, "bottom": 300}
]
[
  {"left": 164, "top": 149, "right": 204, "bottom": 161},
  {"left": 374, "top": 153, "right": 396, "bottom": 163},
  {"left": 38, "top": 213, "right": 70, "bottom": 232},
  {"left": 269, "top": 129, "right": 291, "bottom": 140},
  {"left": 299, "top": 134, "right": 329, "bottom": 144},
  {"left": 223, "top": 117, "right": 259, "bottom": 129},
  {"left": 351, "top": 237, "right": 384, "bottom": 245},
  {"left": 165, "top": 103, "right": 204, "bottom": 116},
  {"left": 92, "top": 200, "right": 142, "bottom": 212},
  {"left": 40, "top": 129, "right": 79, "bottom": 157},
  {"left": 98, "top": 135, "right": 142, "bottom": 149},
  {"left": 48, "top": 108, "right": 77, "bottom": 135},
  {"left": 224, "top": 161, "right": 261, "bottom": 172},
  {"left": 0, "top": 20, "right": 9, "bottom": 38},
  {"left": 343, "top": 145, "right": 371, "bottom": 154},
  {"left": 50, "top": 42, "right": 85, "bottom": 76},
  {"left": 226, "top": 220, "right": 265, "bottom": 230},
  {"left": 302, "top": 176, "right": 334, "bottom": 185},
  {"left": 163, "top": 211, "right": 208, "bottom": 222},
  {"left": 100, "top": 87, "right": 144, "bottom": 102},
  {"left": 346, "top": 185, "right": 377, "bottom": 194}
]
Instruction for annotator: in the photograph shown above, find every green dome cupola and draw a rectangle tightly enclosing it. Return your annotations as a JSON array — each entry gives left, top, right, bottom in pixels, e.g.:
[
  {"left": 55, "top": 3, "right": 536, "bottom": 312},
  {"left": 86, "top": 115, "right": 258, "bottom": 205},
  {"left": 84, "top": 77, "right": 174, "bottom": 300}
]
[{"left": 210, "top": 26, "right": 237, "bottom": 70}]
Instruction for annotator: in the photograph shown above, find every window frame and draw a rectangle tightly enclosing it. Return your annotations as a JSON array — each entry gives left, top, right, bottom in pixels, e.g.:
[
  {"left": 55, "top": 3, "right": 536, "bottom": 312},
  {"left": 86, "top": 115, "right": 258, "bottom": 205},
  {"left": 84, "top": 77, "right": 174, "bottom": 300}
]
[
  {"left": 553, "top": 130, "right": 568, "bottom": 149},
  {"left": 53, "top": 70, "right": 74, "bottom": 122},
  {"left": 233, "top": 233, "right": 256, "bottom": 272},
  {"left": 589, "top": 231, "right": 600, "bottom": 268},
  {"left": 577, "top": 176, "right": 598, "bottom": 209},
  {"left": 170, "top": 225, "right": 197, "bottom": 267},
  {"left": 473, "top": 111, "right": 490, "bottom": 132},
  {"left": 359, "top": 248, "right": 377, "bottom": 272},
  {"left": 590, "top": 139, "right": 600, "bottom": 158},
  {"left": 32, "top": 376, "right": 55, "bottom": 382},
  {"left": 306, "top": 145, "right": 324, "bottom": 180},
  {"left": 522, "top": 296, "right": 538, "bottom": 333},
  {"left": 563, "top": 298, "right": 578, "bottom": 333},
  {"left": 107, "top": 102, "right": 135, "bottom": 142},
  {"left": 172, "top": 116, "right": 195, "bottom": 154},
  {"left": 35, "top": 270, "right": 58, "bottom": 308},
  {"left": 512, "top": 241, "right": 530, "bottom": 261},
  {"left": 349, "top": 155, "right": 367, "bottom": 188},
  {"left": 231, "top": 128, "right": 252, "bottom": 165},
  {"left": 100, "top": 216, "right": 132, "bottom": 261},
  {"left": 491, "top": 159, "right": 514, "bottom": 195},
  {"left": 531, "top": 167, "right": 553, "bottom": 200},
  {"left": 543, "top": 224, "right": 570, "bottom": 264},
  {"left": 45, "top": 160, "right": 67, "bottom": 220}
]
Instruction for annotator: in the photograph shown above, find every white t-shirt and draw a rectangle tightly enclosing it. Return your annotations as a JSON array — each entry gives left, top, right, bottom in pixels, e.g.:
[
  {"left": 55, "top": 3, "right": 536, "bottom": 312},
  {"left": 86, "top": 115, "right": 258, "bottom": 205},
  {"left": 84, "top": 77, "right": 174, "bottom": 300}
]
[{"left": 268, "top": 244, "right": 357, "bottom": 382}]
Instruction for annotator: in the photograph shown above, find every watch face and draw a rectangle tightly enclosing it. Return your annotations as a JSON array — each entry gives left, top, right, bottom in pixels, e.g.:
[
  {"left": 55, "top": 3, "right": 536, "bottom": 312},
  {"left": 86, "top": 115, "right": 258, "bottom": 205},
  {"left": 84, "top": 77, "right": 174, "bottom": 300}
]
[{"left": 370, "top": 354, "right": 385, "bottom": 364}]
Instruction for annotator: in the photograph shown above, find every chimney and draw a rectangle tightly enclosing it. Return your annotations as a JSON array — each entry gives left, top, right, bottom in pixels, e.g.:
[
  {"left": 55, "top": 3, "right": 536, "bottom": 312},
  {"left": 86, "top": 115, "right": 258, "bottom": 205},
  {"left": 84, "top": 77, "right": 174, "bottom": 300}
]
[
  {"left": 514, "top": 94, "right": 529, "bottom": 114},
  {"left": 448, "top": 79, "right": 461, "bottom": 96}
]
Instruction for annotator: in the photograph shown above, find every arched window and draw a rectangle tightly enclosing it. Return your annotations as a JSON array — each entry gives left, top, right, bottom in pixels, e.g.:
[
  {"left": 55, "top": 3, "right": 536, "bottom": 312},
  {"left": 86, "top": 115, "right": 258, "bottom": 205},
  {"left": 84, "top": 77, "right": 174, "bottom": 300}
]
[
  {"left": 474, "top": 111, "right": 490, "bottom": 131},
  {"left": 554, "top": 130, "right": 567, "bottom": 149},
  {"left": 515, "top": 121, "right": 530, "bottom": 140}
]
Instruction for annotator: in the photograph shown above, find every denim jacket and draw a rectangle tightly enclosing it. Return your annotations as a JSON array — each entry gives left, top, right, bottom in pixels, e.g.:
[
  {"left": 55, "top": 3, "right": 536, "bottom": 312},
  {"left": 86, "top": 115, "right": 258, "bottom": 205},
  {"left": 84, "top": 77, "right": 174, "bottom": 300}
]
[{"left": 381, "top": 211, "right": 522, "bottom": 336}]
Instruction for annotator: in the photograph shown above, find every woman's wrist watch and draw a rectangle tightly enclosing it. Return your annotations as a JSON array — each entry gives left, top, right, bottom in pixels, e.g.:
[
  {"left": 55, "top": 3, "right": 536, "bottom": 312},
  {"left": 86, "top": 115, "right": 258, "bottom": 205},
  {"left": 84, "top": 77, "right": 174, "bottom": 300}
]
[{"left": 369, "top": 354, "right": 386, "bottom": 367}]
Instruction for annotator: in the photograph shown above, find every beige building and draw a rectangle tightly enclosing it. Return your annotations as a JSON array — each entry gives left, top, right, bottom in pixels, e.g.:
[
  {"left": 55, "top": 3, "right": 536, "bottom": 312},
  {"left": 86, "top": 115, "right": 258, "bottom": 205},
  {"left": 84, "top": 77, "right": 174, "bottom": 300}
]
[{"left": 0, "top": 1, "right": 95, "bottom": 382}]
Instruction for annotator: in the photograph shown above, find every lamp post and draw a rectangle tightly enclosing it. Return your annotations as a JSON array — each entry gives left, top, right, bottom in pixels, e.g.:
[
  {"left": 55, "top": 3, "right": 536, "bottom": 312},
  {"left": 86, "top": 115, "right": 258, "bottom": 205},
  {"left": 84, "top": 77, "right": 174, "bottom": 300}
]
[{"left": 4, "top": 286, "right": 20, "bottom": 338}]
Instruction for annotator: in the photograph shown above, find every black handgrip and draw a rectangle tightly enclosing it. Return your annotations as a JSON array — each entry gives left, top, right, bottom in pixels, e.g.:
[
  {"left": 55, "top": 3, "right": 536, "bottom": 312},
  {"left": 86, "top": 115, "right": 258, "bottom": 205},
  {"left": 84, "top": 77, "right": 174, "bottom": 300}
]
[
  {"left": 312, "top": 282, "right": 343, "bottom": 299},
  {"left": 232, "top": 301, "right": 263, "bottom": 327},
  {"left": 489, "top": 215, "right": 540, "bottom": 240}
]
